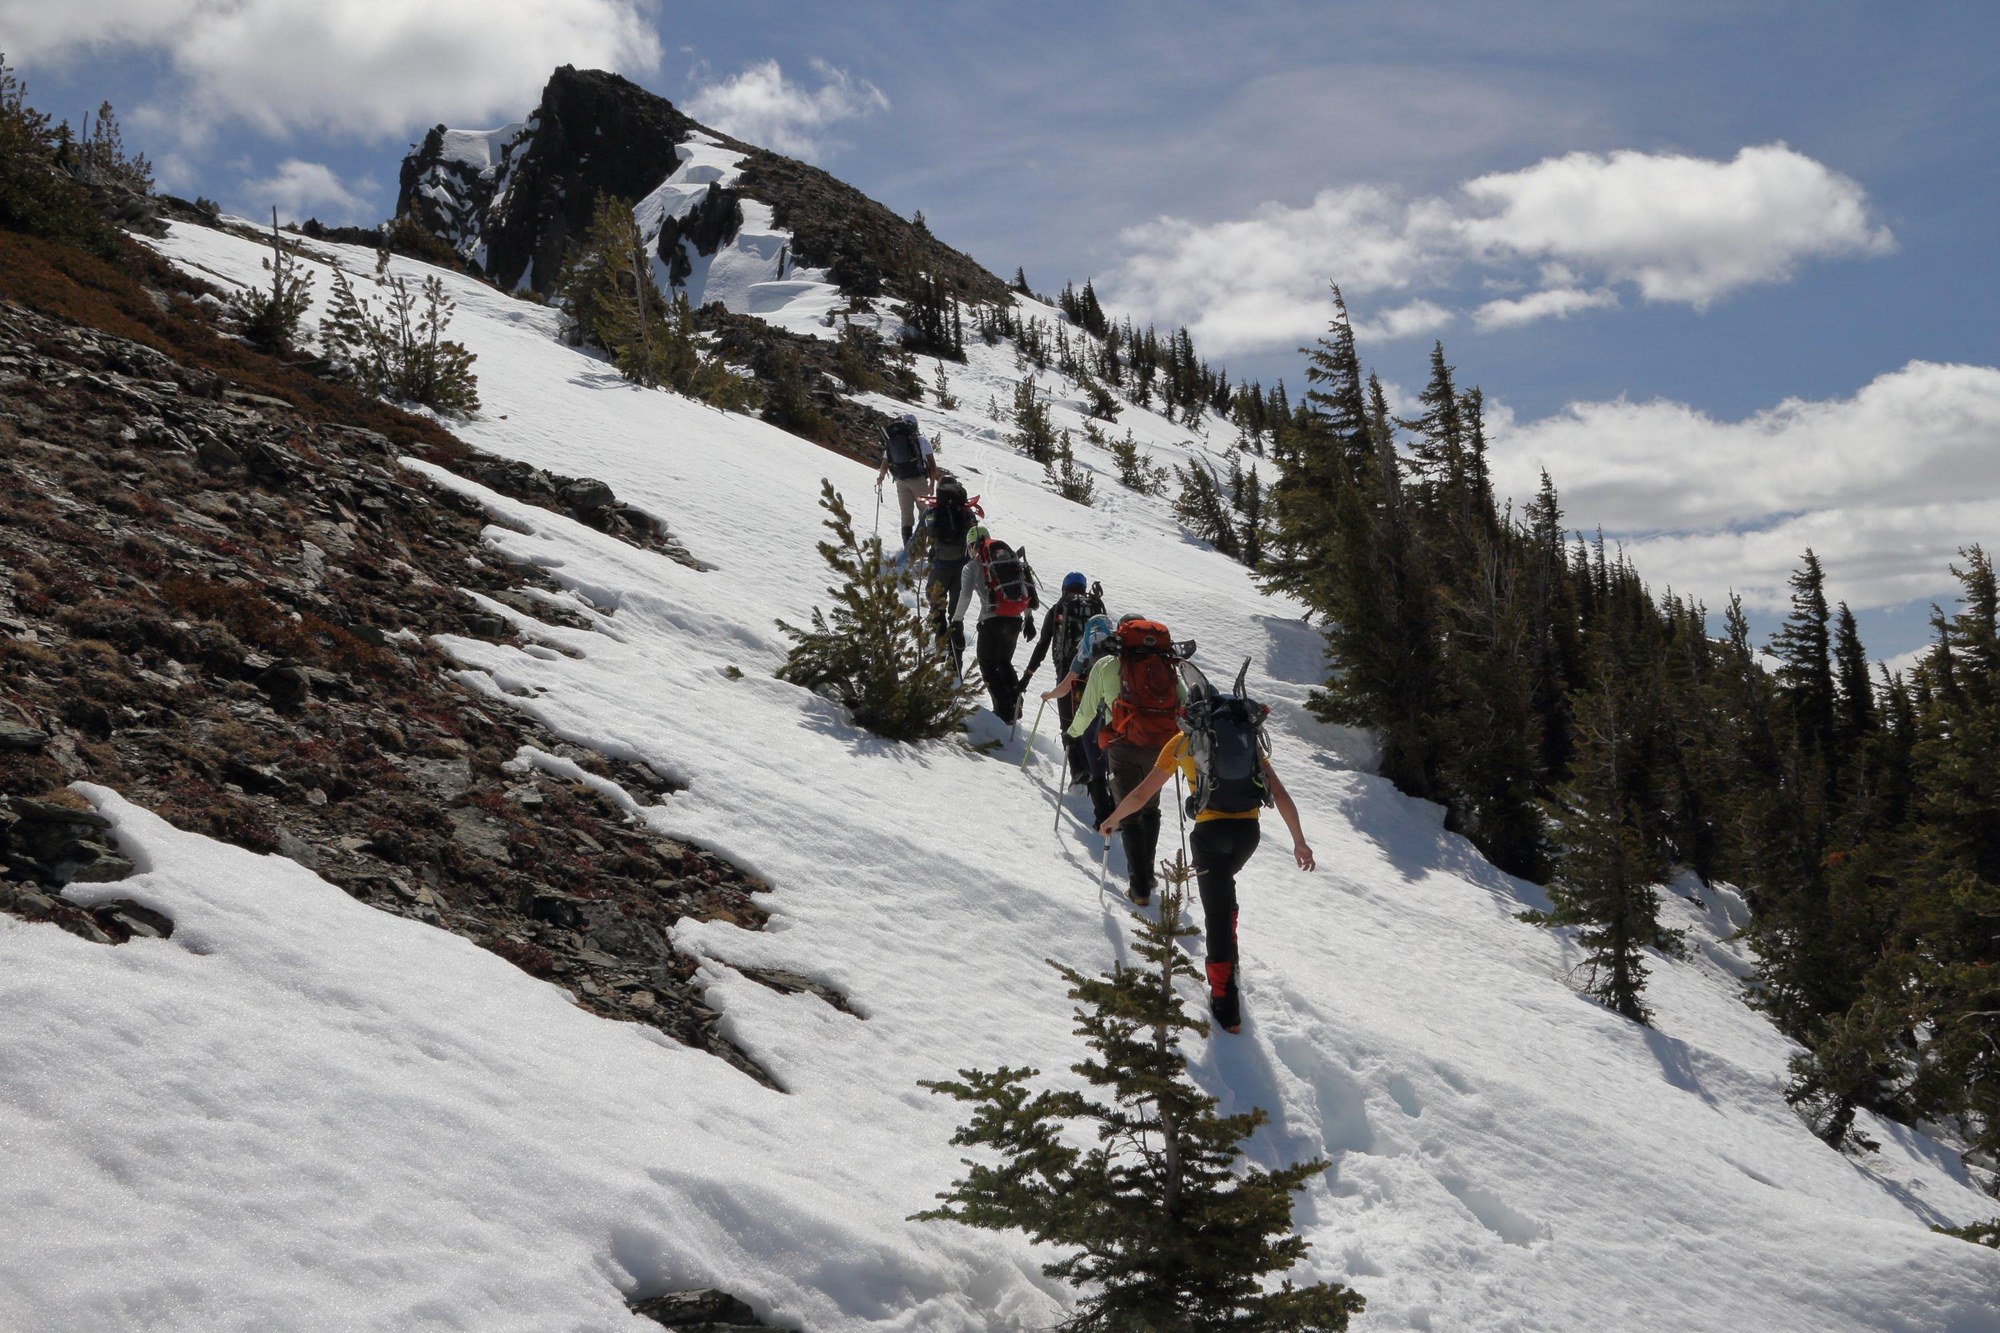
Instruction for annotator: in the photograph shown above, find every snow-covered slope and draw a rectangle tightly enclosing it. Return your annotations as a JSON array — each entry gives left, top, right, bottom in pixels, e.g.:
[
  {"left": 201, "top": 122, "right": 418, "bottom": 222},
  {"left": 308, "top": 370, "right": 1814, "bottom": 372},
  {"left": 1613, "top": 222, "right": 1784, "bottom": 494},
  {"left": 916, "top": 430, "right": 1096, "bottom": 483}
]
[{"left": 4, "top": 221, "right": 1997, "bottom": 1332}]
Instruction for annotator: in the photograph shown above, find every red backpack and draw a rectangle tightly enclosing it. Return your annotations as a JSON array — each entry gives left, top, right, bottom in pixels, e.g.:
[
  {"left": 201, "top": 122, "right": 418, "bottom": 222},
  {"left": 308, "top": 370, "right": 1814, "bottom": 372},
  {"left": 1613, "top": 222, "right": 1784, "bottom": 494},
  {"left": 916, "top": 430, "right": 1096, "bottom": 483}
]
[{"left": 1101, "top": 619, "right": 1181, "bottom": 750}]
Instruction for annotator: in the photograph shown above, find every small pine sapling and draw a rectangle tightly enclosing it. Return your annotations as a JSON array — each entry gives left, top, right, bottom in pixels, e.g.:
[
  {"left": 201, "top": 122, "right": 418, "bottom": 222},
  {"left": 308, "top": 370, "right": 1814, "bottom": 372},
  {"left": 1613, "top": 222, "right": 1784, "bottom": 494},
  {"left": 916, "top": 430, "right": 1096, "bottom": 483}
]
[
  {"left": 1011, "top": 378, "right": 1058, "bottom": 463},
  {"left": 1109, "top": 429, "right": 1169, "bottom": 497},
  {"left": 931, "top": 362, "right": 958, "bottom": 411},
  {"left": 320, "top": 252, "right": 480, "bottom": 414},
  {"left": 1526, "top": 672, "right": 1681, "bottom": 1025},
  {"left": 917, "top": 872, "right": 1365, "bottom": 1330},
  {"left": 776, "top": 481, "right": 975, "bottom": 741},
  {"left": 1045, "top": 430, "right": 1096, "bottom": 507},
  {"left": 232, "top": 207, "right": 316, "bottom": 356}
]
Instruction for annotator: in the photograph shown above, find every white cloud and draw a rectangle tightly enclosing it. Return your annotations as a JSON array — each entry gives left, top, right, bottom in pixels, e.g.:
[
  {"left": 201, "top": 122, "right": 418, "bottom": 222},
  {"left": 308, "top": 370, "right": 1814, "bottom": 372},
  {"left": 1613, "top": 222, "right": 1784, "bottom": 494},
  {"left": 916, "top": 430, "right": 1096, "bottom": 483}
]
[
  {"left": 1457, "top": 144, "right": 1895, "bottom": 307},
  {"left": 684, "top": 59, "right": 887, "bottom": 160},
  {"left": 2, "top": 0, "right": 663, "bottom": 141},
  {"left": 1352, "top": 300, "right": 1455, "bottom": 344},
  {"left": 1486, "top": 361, "right": 2000, "bottom": 613},
  {"left": 1100, "top": 144, "right": 1893, "bottom": 353},
  {"left": 1103, "top": 186, "right": 1458, "bottom": 355},
  {"left": 237, "top": 159, "right": 376, "bottom": 225},
  {"left": 1473, "top": 286, "right": 1618, "bottom": 330}
]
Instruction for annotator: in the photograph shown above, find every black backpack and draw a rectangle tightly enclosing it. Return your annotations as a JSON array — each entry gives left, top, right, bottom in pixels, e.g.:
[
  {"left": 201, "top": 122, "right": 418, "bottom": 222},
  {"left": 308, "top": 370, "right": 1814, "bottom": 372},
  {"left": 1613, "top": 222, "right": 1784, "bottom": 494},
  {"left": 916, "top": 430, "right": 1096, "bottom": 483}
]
[
  {"left": 930, "top": 476, "right": 978, "bottom": 545},
  {"left": 883, "top": 418, "right": 927, "bottom": 479},
  {"left": 1051, "top": 585, "right": 1106, "bottom": 674},
  {"left": 1179, "top": 659, "right": 1272, "bottom": 818}
]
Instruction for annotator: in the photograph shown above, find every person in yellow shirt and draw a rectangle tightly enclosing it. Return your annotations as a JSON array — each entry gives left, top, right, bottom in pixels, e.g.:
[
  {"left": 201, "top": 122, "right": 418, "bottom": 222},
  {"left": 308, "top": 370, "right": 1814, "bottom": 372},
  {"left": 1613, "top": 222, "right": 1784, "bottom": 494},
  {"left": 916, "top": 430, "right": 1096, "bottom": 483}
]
[{"left": 1097, "top": 683, "right": 1314, "bottom": 1034}]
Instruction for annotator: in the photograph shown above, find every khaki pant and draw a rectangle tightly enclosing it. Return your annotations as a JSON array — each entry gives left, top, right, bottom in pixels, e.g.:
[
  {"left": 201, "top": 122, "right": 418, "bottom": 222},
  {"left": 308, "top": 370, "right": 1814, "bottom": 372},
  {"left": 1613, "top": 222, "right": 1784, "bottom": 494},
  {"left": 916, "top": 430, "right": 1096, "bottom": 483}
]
[{"left": 894, "top": 474, "right": 932, "bottom": 541}]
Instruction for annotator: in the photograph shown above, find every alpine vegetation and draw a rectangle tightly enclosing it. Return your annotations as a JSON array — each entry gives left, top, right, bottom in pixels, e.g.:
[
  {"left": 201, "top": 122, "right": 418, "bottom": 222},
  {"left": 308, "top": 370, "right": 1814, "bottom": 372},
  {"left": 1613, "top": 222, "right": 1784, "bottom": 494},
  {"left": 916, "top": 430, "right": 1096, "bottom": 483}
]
[
  {"left": 230, "top": 208, "right": 315, "bottom": 357},
  {"left": 1044, "top": 430, "right": 1096, "bottom": 506},
  {"left": 1526, "top": 665, "right": 1684, "bottom": 1025},
  {"left": 555, "top": 196, "right": 757, "bottom": 410},
  {"left": 777, "top": 480, "right": 974, "bottom": 741},
  {"left": 918, "top": 867, "right": 1366, "bottom": 1331},
  {"left": 1102, "top": 425, "right": 1170, "bottom": 496},
  {"left": 321, "top": 252, "right": 480, "bottom": 414}
]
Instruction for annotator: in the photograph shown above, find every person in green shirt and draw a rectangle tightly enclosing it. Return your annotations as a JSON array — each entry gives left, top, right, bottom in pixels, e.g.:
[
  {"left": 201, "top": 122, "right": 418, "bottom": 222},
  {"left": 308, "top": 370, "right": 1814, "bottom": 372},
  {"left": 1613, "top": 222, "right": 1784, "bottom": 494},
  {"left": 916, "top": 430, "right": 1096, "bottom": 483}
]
[{"left": 1058, "top": 616, "right": 1183, "bottom": 904}]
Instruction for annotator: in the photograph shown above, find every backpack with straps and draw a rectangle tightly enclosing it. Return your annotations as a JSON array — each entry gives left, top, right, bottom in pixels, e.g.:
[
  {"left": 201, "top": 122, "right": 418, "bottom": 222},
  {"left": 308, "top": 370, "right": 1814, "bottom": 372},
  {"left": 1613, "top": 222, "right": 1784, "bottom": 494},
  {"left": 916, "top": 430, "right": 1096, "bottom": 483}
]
[
  {"left": 1101, "top": 618, "right": 1182, "bottom": 750},
  {"left": 883, "top": 417, "right": 927, "bottom": 480},
  {"left": 1178, "top": 659, "right": 1273, "bottom": 817},
  {"left": 979, "top": 539, "right": 1035, "bottom": 618},
  {"left": 928, "top": 476, "right": 980, "bottom": 545},
  {"left": 1051, "top": 584, "right": 1107, "bottom": 675}
]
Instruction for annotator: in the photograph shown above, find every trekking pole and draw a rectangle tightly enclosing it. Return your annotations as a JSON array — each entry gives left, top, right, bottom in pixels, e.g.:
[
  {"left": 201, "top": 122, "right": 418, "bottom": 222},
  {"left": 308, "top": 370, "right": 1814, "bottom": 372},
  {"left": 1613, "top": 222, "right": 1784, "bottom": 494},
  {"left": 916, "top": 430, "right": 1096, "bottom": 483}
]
[
  {"left": 872, "top": 481, "right": 882, "bottom": 541},
  {"left": 1017, "top": 699, "right": 1047, "bottom": 769},
  {"left": 1174, "top": 770, "right": 1190, "bottom": 866},
  {"left": 1098, "top": 832, "right": 1111, "bottom": 891}
]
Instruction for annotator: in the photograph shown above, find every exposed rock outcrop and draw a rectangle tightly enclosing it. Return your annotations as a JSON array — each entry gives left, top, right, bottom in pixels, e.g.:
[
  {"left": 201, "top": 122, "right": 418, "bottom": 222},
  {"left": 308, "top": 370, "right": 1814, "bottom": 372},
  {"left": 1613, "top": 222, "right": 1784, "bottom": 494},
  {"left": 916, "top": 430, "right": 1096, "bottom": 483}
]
[
  {"left": 0, "top": 292, "right": 792, "bottom": 1085},
  {"left": 395, "top": 65, "right": 1009, "bottom": 310}
]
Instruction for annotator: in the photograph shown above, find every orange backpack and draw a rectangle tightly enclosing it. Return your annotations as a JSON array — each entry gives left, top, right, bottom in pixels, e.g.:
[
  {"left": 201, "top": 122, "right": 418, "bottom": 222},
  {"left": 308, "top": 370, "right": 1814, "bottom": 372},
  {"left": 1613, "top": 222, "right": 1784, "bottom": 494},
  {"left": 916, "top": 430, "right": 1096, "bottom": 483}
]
[{"left": 1100, "top": 619, "right": 1181, "bottom": 750}]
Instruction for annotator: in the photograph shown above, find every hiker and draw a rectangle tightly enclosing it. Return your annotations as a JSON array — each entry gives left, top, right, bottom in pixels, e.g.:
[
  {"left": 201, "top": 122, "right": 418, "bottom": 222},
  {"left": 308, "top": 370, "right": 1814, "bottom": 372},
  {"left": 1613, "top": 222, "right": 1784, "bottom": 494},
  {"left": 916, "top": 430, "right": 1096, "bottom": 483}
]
[
  {"left": 1065, "top": 616, "right": 1185, "bottom": 904},
  {"left": 922, "top": 473, "right": 981, "bottom": 672},
  {"left": 1098, "top": 663, "right": 1315, "bottom": 1033},
  {"left": 1042, "top": 611, "right": 1117, "bottom": 824},
  {"left": 1022, "top": 572, "right": 1106, "bottom": 785},
  {"left": 951, "top": 524, "right": 1039, "bottom": 723},
  {"left": 875, "top": 413, "right": 937, "bottom": 549}
]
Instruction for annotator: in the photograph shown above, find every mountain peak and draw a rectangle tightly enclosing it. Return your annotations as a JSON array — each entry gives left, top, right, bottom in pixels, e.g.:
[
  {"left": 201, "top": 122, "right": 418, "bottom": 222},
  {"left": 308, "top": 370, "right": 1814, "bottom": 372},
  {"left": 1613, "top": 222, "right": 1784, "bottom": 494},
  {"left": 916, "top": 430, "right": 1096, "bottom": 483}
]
[{"left": 396, "top": 65, "right": 1006, "bottom": 314}]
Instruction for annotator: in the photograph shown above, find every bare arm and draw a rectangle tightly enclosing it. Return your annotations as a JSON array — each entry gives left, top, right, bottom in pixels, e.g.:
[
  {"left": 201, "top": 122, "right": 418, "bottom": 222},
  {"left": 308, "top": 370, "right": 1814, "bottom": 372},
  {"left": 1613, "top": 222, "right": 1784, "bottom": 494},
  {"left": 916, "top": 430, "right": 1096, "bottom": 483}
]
[
  {"left": 1099, "top": 765, "right": 1172, "bottom": 837},
  {"left": 1042, "top": 670, "right": 1079, "bottom": 702},
  {"left": 1263, "top": 758, "right": 1314, "bottom": 871}
]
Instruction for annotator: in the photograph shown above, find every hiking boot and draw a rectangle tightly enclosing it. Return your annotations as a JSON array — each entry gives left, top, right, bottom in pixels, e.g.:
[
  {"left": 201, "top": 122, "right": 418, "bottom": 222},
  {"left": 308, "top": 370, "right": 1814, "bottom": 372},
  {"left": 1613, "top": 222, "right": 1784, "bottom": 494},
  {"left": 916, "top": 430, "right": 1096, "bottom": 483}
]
[
  {"left": 1127, "top": 880, "right": 1152, "bottom": 907},
  {"left": 1209, "top": 985, "right": 1242, "bottom": 1034}
]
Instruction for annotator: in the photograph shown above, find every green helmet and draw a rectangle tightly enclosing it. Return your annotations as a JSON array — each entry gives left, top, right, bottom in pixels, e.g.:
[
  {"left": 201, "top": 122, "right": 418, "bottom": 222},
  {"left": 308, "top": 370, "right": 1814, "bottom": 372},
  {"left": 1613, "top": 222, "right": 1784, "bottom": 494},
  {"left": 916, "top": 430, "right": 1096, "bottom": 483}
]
[{"left": 965, "top": 523, "right": 990, "bottom": 545}]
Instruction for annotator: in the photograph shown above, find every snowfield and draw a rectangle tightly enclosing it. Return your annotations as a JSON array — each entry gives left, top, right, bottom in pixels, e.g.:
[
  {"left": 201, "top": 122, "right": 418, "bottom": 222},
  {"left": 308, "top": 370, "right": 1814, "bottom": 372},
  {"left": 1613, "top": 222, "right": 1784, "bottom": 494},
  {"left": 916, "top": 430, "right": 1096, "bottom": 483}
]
[{"left": 2, "top": 220, "right": 1996, "bottom": 1331}]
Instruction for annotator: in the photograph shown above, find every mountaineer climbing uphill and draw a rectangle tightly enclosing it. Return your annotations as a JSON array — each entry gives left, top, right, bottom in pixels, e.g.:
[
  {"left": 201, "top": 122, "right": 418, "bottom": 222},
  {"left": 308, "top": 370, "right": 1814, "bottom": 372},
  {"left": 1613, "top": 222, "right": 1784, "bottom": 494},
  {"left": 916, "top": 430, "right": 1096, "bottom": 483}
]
[
  {"left": 875, "top": 412, "right": 938, "bottom": 551},
  {"left": 1097, "top": 660, "right": 1316, "bottom": 1034},
  {"left": 1021, "top": 573, "right": 1107, "bottom": 789},
  {"left": 1066, "top": 615, "right": 1186, "bottom": 904},
  {"left": 1042, "top": 610, "right": 1118, "bottom": 826},
  {"left": 951, "top": 524, "right": 1041, "bottom": 724},
  {"left": 921, "top": 472, "right": 981, "bottom": 674}
]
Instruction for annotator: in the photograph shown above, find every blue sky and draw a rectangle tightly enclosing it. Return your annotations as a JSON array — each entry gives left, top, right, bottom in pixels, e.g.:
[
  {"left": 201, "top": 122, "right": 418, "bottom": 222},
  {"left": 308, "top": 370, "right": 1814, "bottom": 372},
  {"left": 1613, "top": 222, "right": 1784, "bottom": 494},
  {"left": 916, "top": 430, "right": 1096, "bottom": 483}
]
[{"left": 8, "top": 0, "right": 1997, "bottom": 659}]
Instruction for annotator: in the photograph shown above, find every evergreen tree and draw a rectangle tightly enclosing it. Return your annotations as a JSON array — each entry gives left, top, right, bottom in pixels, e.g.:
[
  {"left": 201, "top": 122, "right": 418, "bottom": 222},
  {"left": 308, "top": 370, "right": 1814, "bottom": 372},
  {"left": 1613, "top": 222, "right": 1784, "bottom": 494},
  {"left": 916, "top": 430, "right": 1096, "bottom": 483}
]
[
  {"left": 1832, "top": 601, "right": 1876, "bottom": 765},
  {"left": 1173, "top": 459, "right": 1241, "bottom": 559},
  {"left": 231, "top": 207, "right": 316, "bottom": 356},
  {"left": 1534, "top": 668, "right": 1678, "bottom": 1024},
  {"left": 1261, "top": 287, "right": 1370, "bottom": 613},
  {"left": 1045, "top": 431, "right": 1097, "bottom": 507},
  {"left": 0, "top": 56, "right": 126, "bottom": 255},
  {"left": 918, "top": 870, "right": 1366, "bottom": 1331},
  {"left": 1108, "top": 430, "right": 1170, "bottom": 497},
  {"left": 1770, "top": 550, "right": 1838, "bottom": 774},
  {"left": 1010, "top": 378, "right": 1058, "bottom": 463},
  {"left": 776, "top": 482, "right": 974, "bottom": 741},
  {"left": 320, "top": 253, "right": 480, "bottom": 414}
]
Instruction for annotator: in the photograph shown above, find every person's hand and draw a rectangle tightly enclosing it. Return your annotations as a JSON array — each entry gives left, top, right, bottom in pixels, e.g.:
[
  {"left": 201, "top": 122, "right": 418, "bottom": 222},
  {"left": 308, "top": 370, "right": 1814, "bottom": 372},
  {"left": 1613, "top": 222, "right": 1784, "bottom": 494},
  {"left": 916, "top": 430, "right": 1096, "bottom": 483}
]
[
  {"left": 1040, "top": 688, "right": 1059, "bottom": 702},
  {"left": 1294, "top": 842, "right": 1316, "bottom": 872},
  {"left": 1099, "top": 817, "right": 1122, "bottom": 837}
]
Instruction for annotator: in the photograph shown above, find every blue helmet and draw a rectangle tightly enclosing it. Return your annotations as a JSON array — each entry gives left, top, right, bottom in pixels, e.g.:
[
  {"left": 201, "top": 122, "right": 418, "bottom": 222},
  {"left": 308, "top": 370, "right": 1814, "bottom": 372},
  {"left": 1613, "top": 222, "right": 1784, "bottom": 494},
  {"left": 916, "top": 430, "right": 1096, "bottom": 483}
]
[{"left": 1062, "top": 571, "right": 1087, "bottom": 593}]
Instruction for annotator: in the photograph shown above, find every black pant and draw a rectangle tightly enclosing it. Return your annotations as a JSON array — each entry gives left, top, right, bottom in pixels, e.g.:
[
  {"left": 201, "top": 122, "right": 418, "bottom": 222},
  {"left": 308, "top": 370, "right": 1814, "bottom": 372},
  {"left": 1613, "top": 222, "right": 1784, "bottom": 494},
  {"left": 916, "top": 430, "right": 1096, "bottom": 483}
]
[
  {"left": 1080, "top": 719, "right": 1114, "bottom": 824},
  {"left": 1192, "top": 820, "right": 1261, "bottom": 979},
  {"left": 977, "top": 616, "right": 1024, "bottom": 722},
  {"left": 1107, "top": 741, "right": 1164, "bottom": 892},
  {"left": 1056, "top": 695, "right": 1088, "bottom": 785}
]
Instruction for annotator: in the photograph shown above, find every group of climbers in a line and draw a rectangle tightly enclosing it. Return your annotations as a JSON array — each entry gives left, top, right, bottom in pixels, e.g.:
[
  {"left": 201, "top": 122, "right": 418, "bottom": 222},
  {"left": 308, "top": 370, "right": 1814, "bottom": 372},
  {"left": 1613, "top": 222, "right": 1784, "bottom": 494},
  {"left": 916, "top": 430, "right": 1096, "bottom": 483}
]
[{"left": 877, "top": 413, "right": 1315, "bottom": 1034}]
